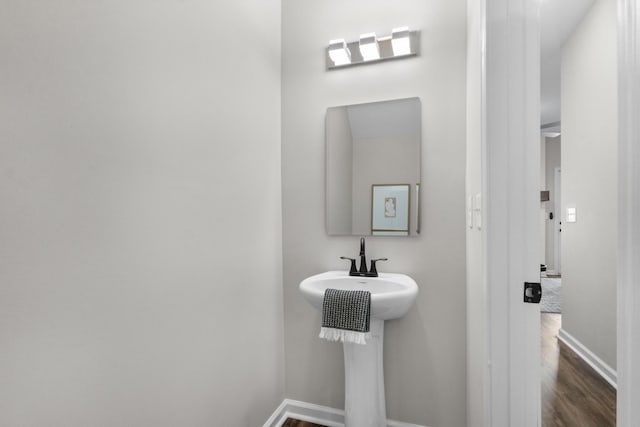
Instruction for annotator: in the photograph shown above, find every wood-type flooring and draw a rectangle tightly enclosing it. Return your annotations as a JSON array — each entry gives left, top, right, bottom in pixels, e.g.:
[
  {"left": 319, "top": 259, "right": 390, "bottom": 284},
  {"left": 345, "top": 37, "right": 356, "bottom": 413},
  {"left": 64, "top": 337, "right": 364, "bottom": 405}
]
[
  {"left": 281, "top": 419, "right": 325, "bottom": 427},
  {"left": 283, "top": 313, "right": 616, "bottom": 427},
  {"left": 541, "top": 313, "right": 616, "bottom": 426}
]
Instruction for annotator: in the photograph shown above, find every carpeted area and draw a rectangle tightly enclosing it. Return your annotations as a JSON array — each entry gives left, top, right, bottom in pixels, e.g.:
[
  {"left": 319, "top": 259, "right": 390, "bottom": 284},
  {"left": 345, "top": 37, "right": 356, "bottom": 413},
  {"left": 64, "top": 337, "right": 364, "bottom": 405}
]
[{"left": 540, "top": 277, "right": 562, "bottom": 313}]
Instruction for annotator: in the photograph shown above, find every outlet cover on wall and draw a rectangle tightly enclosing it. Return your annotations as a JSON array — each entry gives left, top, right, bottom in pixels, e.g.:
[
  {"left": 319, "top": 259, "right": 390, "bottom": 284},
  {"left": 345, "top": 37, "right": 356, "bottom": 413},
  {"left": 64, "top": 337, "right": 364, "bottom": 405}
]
[{"left": 566, "top": 205, "right": 577, "bottom": 223}]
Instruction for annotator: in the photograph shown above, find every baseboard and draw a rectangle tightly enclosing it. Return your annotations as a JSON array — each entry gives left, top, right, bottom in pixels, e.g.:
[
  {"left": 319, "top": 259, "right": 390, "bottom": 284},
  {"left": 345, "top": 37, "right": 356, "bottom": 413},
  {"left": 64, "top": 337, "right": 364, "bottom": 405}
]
[
  {"left": 262, "top": 400, "right": 290, "bottom": 427},
  {"left": 262, "top": 399, "right": 344, "bottom": 427},
  {"left": 558, "top": 328, "right": 617, "bottom": 389},
  {"left": 262, "top": 398, "right": 429, "bottom": 427}
]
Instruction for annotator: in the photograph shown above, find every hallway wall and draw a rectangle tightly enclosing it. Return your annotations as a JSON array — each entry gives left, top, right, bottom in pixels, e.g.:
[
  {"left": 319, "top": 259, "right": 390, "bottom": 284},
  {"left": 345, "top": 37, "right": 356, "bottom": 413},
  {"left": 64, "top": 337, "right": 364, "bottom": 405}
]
[
  {"left": 282, "top": 1, "right": 468, "bottom": 426},
  {"left": 0, "top": 1, "right": 284, "bottom": 425},
  {"left": 561, "top": 0, "right": 617, "bottom": 370}
]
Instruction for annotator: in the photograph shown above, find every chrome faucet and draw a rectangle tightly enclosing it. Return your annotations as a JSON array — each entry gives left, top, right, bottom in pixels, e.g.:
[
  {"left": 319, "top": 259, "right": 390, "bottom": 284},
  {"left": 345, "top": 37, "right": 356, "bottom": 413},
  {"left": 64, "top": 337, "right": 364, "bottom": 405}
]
[{"left": 340, "top": 237, "right": 388, "bottom": 277}]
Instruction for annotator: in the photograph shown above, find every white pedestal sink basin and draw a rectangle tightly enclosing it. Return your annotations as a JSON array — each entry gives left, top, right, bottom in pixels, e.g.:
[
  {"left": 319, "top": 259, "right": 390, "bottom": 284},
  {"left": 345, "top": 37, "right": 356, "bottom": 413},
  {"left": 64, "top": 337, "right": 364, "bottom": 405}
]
[{"left": 299, "top": 271, "right": 418, "bottom": 427}]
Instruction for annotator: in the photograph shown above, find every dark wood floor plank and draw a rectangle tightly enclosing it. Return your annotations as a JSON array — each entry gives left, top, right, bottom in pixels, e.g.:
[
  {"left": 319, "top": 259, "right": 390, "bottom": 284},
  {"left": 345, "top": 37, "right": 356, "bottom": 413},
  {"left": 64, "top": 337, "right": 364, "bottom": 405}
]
[
  {"left": 282, "top": 418, "right": 326, "bottom": 427},
  {"left": 541, "top": 313, "right": 616, "bottom": 427},
  {"left": 281, "top": 418, "right": 326, "bottom": 427}
]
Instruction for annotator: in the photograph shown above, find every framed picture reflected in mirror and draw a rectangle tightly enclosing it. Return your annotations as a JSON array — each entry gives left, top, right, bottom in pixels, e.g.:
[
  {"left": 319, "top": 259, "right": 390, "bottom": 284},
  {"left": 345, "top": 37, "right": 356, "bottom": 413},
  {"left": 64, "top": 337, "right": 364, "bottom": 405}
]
[{"left": 371, "top": 184, "right": 410, "bottom": 236}]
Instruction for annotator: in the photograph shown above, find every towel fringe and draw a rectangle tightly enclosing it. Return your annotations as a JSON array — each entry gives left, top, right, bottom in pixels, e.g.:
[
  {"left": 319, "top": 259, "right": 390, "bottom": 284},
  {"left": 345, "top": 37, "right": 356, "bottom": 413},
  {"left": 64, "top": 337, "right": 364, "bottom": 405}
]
[{"left": 319, "top": 327, "right": 369, "bottom": 345}]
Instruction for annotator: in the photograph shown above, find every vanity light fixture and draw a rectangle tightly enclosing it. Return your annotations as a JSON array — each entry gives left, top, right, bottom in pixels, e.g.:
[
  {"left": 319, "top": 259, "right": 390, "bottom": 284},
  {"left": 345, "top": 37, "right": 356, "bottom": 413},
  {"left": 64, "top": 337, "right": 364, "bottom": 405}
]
[
  {"left": 391, "top": 27, "right": 411, "bottom": 56},
  {"left": 326, "top": 27, "right": 419, "bottom": 69},
  {"left": 328, "top": 39, "right": 351, "bottom": 66},
  {"left": 359, "top": 32, "right": 380, "bottom": 61}
]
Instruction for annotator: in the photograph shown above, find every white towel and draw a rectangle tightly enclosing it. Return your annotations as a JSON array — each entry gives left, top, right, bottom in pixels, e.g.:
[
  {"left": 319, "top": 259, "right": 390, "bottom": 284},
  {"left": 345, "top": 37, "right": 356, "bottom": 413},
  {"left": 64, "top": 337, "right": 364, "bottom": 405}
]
[{"left": 319, "top": 326, "right": 370, "bottom": 345}]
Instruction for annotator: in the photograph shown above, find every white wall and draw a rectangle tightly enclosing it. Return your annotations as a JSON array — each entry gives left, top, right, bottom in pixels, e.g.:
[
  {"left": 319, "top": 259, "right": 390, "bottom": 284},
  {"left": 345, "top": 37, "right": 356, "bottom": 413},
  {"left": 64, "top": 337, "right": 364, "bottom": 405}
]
[
  {"left": 0, "top": 1, "right": 284, "bottom": 426},
  {"left": 282, "top": 1, "right": 467, "bottom": 426},
  {"left": 561, "top": 0, "right": 617, "bottom": 369}
]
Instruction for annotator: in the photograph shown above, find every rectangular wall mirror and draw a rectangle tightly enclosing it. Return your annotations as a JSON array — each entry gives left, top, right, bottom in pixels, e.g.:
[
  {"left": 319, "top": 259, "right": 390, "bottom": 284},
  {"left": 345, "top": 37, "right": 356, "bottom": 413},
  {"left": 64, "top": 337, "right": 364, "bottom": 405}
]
[{"left": 326, "top": 97, "right": 421, "bottom": 236}]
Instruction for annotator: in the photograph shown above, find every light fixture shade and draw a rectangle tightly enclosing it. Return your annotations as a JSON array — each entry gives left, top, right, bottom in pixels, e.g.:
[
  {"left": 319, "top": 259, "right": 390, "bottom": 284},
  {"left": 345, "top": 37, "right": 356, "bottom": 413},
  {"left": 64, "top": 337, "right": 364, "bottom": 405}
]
[
  {"left": 359, "top": 32, "right": 380, "bottom": 61},
  {"left": 391, "top": 27, "right": 411, "bottom": 56},
  {"left": 326, "top": 28, "right": 418, "bottom": 69},
  {"left": 328, "top": 39, "right": 351, "bottom": 66}
]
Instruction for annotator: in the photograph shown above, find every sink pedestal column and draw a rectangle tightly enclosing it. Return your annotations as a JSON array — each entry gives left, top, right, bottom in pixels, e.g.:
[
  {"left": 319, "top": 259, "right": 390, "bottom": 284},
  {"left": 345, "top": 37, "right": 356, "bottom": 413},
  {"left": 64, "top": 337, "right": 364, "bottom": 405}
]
[{"left": 342, "top": 317, "right": 386, "bottom": 427}]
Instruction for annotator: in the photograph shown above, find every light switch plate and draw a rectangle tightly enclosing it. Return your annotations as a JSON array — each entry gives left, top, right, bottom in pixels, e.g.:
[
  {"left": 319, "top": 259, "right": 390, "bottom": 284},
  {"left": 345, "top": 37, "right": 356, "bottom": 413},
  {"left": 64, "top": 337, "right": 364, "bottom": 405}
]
[{"left": 566, "top": 205, "right": 577, "bottom": 223}]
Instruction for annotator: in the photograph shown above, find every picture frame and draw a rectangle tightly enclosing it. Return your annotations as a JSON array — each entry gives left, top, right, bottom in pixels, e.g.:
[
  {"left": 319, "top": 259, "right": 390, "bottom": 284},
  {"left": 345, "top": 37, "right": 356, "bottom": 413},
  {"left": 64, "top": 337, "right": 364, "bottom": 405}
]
[{"left": 371, "top": 184, "right": 410, "bottom": 235}]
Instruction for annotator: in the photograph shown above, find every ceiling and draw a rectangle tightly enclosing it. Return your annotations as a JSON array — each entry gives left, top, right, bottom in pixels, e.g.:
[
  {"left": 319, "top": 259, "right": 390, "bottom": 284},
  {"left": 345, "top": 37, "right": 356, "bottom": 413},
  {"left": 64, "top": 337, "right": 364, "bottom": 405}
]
[{"left": 540, "top": 0, "right": 596, "bottom": 130}]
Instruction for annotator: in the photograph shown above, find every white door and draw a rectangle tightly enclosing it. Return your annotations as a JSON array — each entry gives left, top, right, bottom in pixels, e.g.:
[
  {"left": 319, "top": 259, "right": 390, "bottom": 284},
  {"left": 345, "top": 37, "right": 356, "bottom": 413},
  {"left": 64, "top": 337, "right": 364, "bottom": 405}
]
[{"left": 481, "top": 1, "right": 541, "bottom": 426}]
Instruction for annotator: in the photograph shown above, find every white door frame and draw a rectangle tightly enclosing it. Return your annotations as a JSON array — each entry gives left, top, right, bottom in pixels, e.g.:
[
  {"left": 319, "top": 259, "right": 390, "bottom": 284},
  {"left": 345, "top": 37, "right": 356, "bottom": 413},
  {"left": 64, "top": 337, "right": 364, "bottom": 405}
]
[
  {"left": 553, "top": 167, "right": 561, "bottom": 274},
  {"left": 616, "top": 1, "right": 640, "bottom": 424},
  {"left": 480, "top": 1, "right": 640, "bottom": 426}
]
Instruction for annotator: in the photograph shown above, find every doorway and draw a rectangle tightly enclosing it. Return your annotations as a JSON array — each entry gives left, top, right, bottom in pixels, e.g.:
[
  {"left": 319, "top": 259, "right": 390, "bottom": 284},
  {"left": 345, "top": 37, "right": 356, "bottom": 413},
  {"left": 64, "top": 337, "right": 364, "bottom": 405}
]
[
  {"left": 539, "top": 0, "right": 618, "bottom": 425},
  {"left": 470, "top": 1, "right": 640, "bottom": 425}
]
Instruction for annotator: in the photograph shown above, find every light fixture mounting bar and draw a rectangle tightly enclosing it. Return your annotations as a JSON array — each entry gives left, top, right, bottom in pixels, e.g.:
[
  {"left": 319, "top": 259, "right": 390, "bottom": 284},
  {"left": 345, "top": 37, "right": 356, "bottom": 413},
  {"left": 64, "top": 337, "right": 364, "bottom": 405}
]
[{"left": 326, "top": 30, "right": 419, "bottom": 70}]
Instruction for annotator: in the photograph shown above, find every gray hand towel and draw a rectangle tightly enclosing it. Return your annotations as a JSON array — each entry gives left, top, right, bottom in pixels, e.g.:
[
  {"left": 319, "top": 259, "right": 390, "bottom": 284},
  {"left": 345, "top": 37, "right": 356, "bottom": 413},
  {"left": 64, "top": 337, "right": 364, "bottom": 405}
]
[{"left": 319, "top": 288, "right": 371, "bottom": 345}]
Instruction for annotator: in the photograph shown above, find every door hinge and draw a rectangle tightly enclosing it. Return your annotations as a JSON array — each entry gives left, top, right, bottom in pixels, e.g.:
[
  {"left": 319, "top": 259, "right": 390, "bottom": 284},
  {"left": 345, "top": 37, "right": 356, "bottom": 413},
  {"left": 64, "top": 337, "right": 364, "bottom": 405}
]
[{"left": 524, "top": 282, "right": 542, "bottom": 304}]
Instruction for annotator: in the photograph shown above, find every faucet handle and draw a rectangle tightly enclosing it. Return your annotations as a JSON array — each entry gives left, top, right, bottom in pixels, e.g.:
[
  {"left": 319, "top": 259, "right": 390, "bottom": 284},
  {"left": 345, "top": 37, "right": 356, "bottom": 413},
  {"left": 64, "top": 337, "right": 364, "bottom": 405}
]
[
  {"left": 340, "top": 256, "right": 357, "bottom": 275},
  {"left": 369, "top": 258, "right": 388, "bottom": 276}
]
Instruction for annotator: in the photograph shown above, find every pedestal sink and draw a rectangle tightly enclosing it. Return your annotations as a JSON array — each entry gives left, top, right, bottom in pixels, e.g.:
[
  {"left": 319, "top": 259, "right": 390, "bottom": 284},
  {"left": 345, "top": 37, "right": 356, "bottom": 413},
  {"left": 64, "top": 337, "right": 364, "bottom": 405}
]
[{"left": 299, "top": 271, "right": 418, "bottom": 427}]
